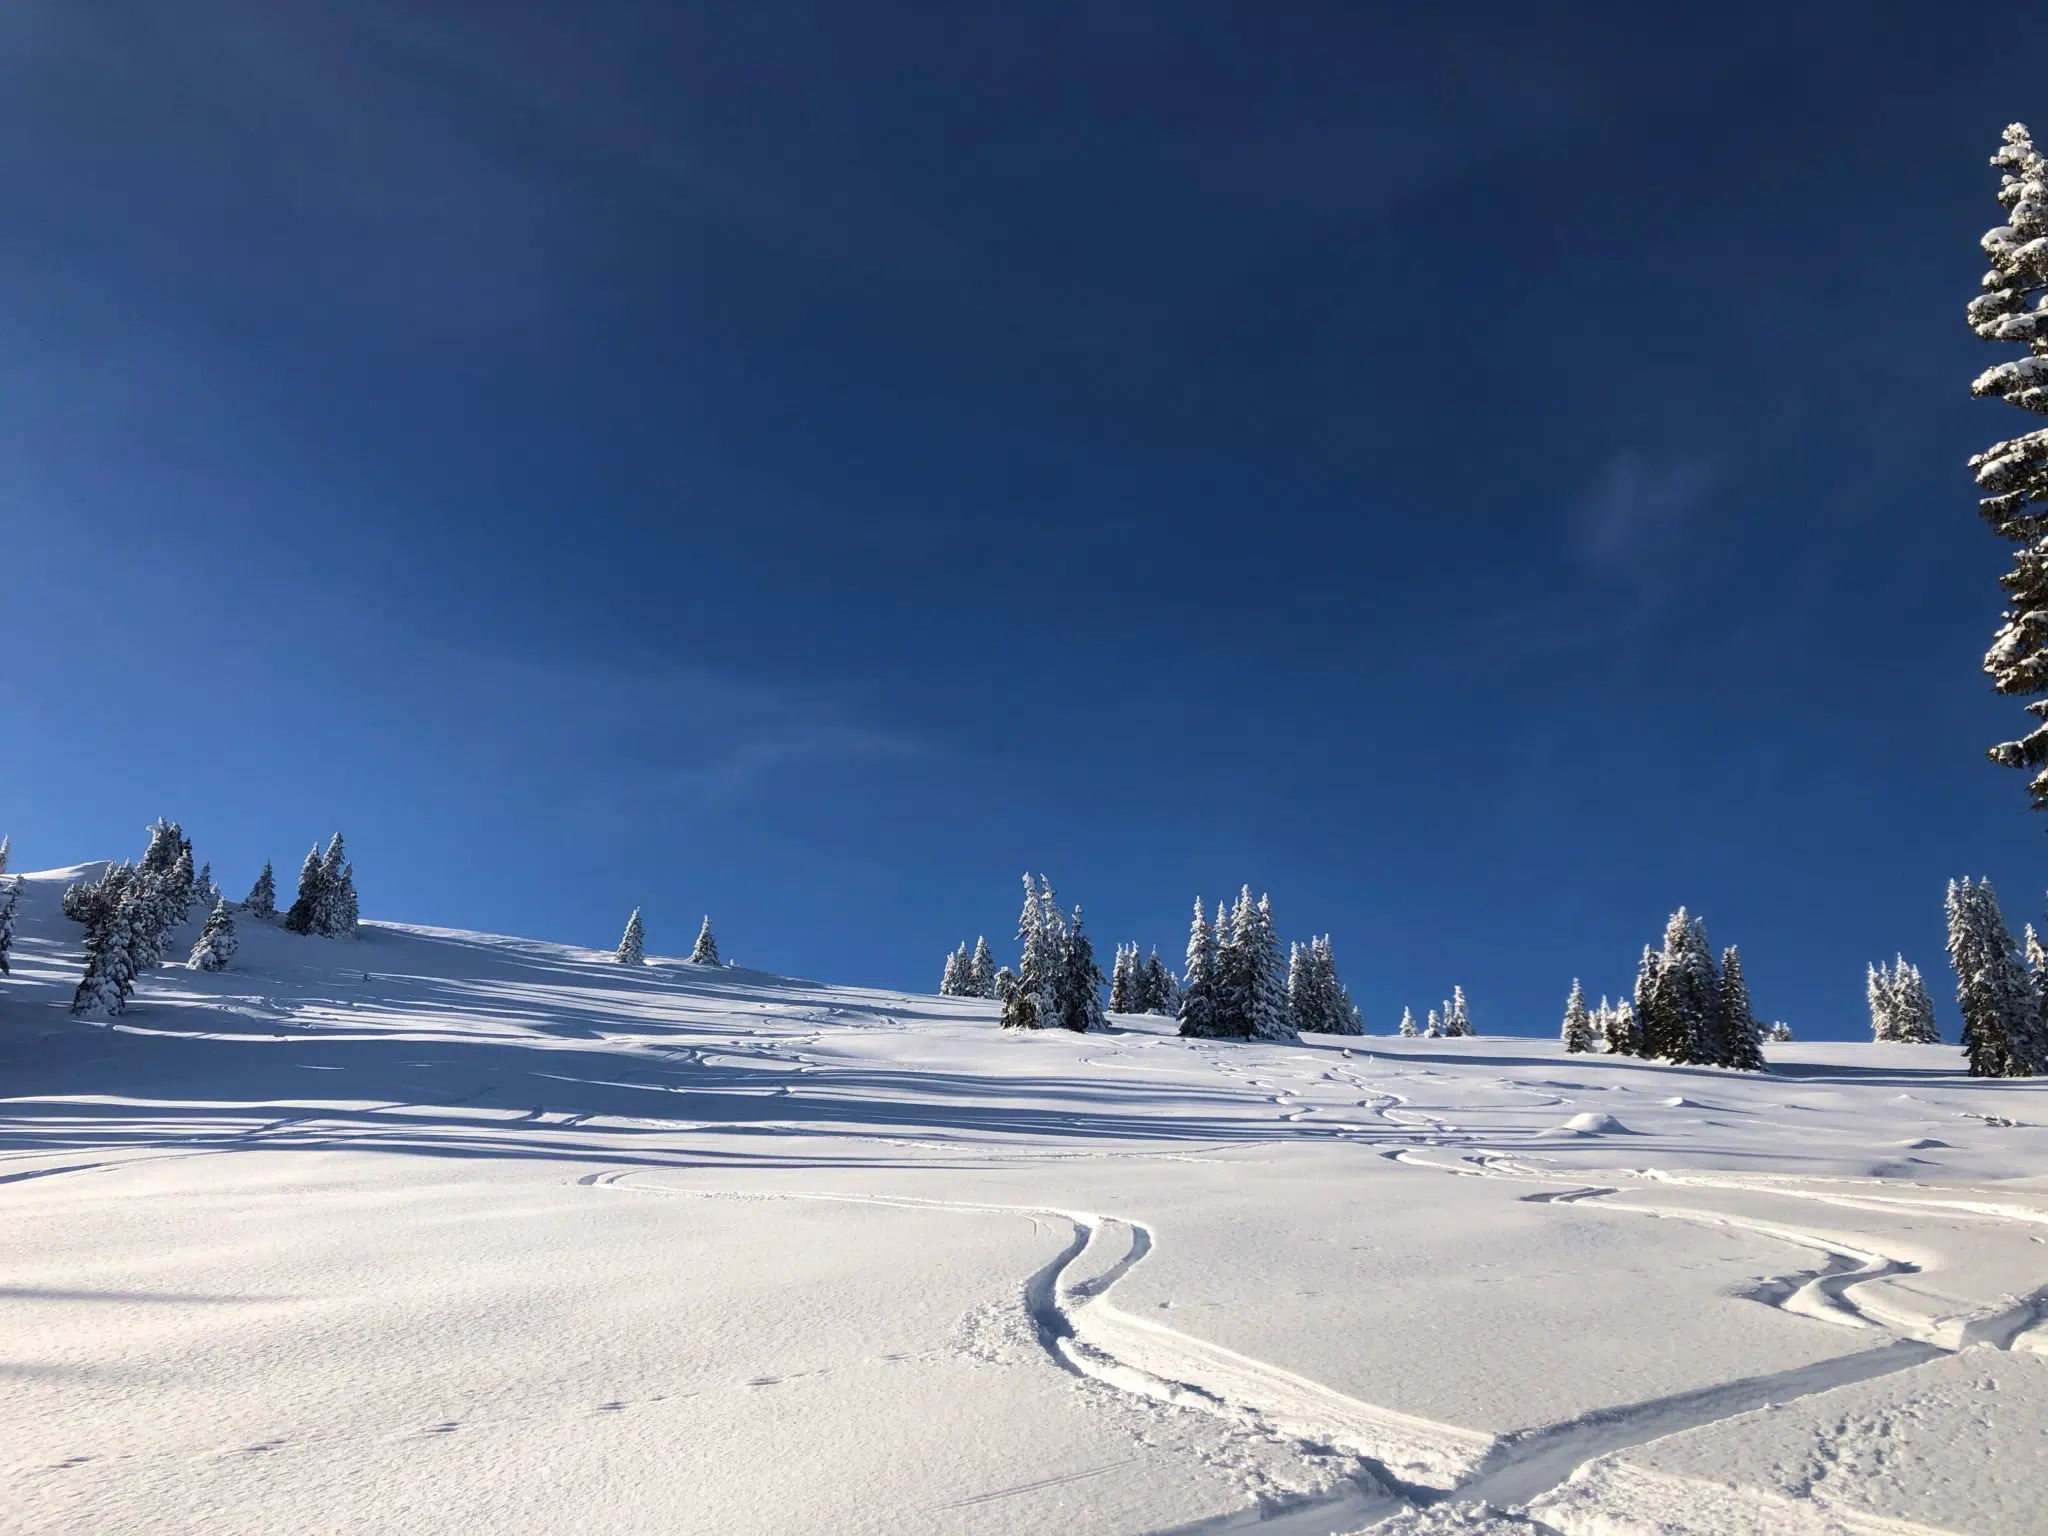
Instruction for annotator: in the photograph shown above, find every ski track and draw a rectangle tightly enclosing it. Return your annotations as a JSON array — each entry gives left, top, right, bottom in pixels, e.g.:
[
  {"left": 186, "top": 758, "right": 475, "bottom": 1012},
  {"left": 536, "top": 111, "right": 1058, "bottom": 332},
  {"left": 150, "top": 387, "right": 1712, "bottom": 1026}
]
[{"left": 578, "top": 1145, "right": 2046, "bottom": 1534}]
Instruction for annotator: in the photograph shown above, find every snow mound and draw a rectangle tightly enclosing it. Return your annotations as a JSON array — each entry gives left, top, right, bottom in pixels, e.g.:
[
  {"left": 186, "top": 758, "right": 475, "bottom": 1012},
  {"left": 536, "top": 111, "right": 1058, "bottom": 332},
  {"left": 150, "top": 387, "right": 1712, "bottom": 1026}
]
[
  {"left": 1558, "top": 1112, "right": 1628, "bottom": 1135},
  {"left": 1659, "top": 1096, "right": 1699, "bottom": 1108},
  {"left": 1903, "top": 1137, "right": 1950, "bottom": 1150}
]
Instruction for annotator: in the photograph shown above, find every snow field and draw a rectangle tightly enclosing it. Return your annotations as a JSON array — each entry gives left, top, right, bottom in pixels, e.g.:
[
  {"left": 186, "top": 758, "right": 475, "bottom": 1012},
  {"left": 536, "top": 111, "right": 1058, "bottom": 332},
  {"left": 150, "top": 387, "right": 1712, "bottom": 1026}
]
[{"left": 4, "top": 866, "right": 2048, "bottom": 1532}]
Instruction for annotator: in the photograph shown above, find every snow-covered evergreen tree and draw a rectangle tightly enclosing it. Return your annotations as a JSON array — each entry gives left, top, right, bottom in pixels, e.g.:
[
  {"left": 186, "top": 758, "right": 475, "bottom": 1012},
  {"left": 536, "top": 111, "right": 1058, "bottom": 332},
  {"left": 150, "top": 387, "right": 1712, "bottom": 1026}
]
[
  {"left": 968, "top": 936, "right": 997, "bottom": 999},
  {"left": 1143, "top": 950, "right": 1179, "bottom": 1016},
  {"left": 1110, "top": 942, "right": 1138, "bottom": 1013},
  {"left": 70, "top": 866, "right": 139, "bottom": 1017},
  {"left": 1241, "top": 892, "right": 1291, "bottom": 1039},
  {"left": 333, "top": 863, "right": 359, "bottom": 937},
  {"left": 1058, "top": 906, "right": 1105, "bottom": 1032},
  {"left": 1177, "top": 896, "right": 1223, "bottom": 1038},
  {"left": 1894, "top": 960, "right": 1941, "bottom": 1044},
  {"left": 1286, "top": 942, "right": 1312, "bottom": 1030},
  {"left": 1442, "top": 985, "right": 1472, "bottom": 1038},
  {"left": 940, "top": 943, "right": 971, "bottom": 996},
  {"left": 689, "top": 915, "right": 719, "bottom": 965},
  {"left": 187, "top": 898, "right": 239, "bottom": 972},
  {"left": 283, "top": 846, "right": 326, "bottom": 935},
  {"left": 1004, "top": 874, "right": 1059, "bottom": 1030},
  {"left": 1633, "top": 944, "right": 1667, "bottom": 1058},
  {"left": 1424, "top": 1008, "right": 1443, "bottom": 1038},
  {"left": 310, "top": 835, "right": 347, "bottom": 936},
  {"left": 1561, "top": 980, "right": 1595, "bottom": 1053},
  {"left": 1967, "top": 125, "right": 2048, "bottom": 811},
  {"left": 616, "top": 909, "right": 645, "bottom": 965},
  {"left": 1868, "top": 955, "right": 1940, "bottom": 1044},
  {"left": 993, "top": 966, "right": 1018, "bottom": 1008},
  {"left": 1947, "top": 877, "right": 2041, "bottom": 1077},
  {"left": 1289, "top": 936, "right": 1361, "bottom": 1035},
  {"left": 1719, "top": 946, "right": 1766, "bottom": 1072},
  {"left": 1208, "top": 892, "right": 1251, "bottom": 1037},
  {"left": 244, "top": 861, "right": 277, "bottom": 920},
  {"left": 1601, "top": 997, "right": 1640, "bottom": 1055},
  {"left": 1399, "top": 1006, "right": 1418, "bottom": 1038},
  {"left": 0, "top": 877, "right": 18, "bottom": 975},
  {"left": 1768, "top": 1021, "right": 1795, "bottom": 1042},
  {"left": 0, "top": 834, "right": 9, "bottom": 874}
]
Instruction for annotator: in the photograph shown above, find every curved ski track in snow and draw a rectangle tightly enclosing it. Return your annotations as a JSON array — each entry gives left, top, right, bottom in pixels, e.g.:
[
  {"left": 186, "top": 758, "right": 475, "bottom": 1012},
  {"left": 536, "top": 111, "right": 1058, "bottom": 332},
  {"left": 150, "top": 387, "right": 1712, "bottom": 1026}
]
[{"left": 577, "top": 1171, "right": 1495, "bottom": 1497}]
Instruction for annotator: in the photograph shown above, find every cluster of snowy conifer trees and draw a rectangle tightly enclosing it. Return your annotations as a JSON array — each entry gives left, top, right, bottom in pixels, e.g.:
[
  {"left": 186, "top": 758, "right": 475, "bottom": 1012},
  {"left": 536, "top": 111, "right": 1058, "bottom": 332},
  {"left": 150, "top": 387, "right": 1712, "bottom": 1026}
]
[
  {"left": 67, "top": 820, "right": 227, "bottom": 1016},
  {"left": 612, "top": 909, "right": 721, "bottom": 966},
  {"left": 282, "top": 835, "right": 359, "bottom": 938},
  {"left": 1564, "top": 909, "right": 1764, "bottom": 1070},
  {"left": 1394, "top": 988, "right": 1472, "bottom": 1039},
  {"left": 1002, "top": 875, "right": 1105, "bottom": 1032},
  {"left": 1286, "top": 936, "right": 1362, "bottom": 1035},
  {"left": 939, "top": 936, "right": 999, "bottom": 998},
  {"left": 1179, "top": 888, "right": 1295, "bottom": 1039},
  {"left": 1867, "top": 957, "right": 1940, "bottom": 1043},
  {"left": 1108, "top": 943, "right": 1180, "bottom": 1017},
  {"left": 1944, "top": 878, "right": 2047, "bottom": 1077}
]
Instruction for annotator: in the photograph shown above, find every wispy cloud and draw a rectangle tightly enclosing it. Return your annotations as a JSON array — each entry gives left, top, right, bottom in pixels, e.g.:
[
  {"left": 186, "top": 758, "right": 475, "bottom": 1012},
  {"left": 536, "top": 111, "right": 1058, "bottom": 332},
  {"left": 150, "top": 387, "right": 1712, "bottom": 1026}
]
[{"left": 1573, "top": 453, "right": 1714, "bottom": 574}]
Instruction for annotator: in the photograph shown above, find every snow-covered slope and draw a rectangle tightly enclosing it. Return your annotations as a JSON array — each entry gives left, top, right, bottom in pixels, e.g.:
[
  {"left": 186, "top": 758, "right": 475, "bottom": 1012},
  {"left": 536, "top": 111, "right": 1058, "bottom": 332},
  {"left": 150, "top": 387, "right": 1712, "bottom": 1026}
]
[{"left": 4, "top": 867, "right": 2047, "bottom": 1534}]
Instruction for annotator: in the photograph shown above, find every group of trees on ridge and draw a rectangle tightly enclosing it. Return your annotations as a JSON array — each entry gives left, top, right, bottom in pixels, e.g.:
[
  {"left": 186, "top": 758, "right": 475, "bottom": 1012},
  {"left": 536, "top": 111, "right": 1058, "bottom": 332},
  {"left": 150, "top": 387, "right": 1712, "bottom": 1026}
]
[
  {"left": 1560, "top": 907, "right": 1765, "bottom": 1071},
  {"left": 614, "top": 908, "right": 722, "bottom": 968},
  {"left": 941, "top": 878, "right": 1375, "bottom": 1042},
  {"left": 57, "top": 822, "right": 359, "bottom": 1018}
]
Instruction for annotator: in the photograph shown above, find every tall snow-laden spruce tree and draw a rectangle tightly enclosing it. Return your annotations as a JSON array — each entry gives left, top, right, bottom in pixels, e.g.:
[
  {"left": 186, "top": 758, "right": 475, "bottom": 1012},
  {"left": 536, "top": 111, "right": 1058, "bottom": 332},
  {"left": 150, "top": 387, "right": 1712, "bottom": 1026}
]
[
  {"left": 968, "top": 936, "right": 997, "bottom": 999},
  {"left": 1058, "top": 906, "right": 1105, "bottom": 1032},
  {"left": 1633, "top": 944, "right": 1667, "bottom": 1058},
  {"left": 1946, "top": 877, "right": 2040, "bottom": 1077},
  {"left": 940, "top": 943, "right": 970, "bottom": 996},
  {"left": 0, "top": 877, "right": 18, "bottom": 975},
  {"left": 689, "top": 916, "right": 719, "bottom": 965},
  {"left": 70, "top": 866, "right": 140, "bottom": 1017},
  {"left": 1110, "top": 942, "right": 1137, "bottom": 1013},
  {"left": 1004, "top": 875, "right": 1058, "bottom": 1030},
  {"left": 1719, "top": 947, "right": 1766, "bottom": 1072},
  {"left": 1177, "top": 896, "right": 1221, "bottom": 1038},
  {"left": 312, "top": 835, "right": 348, "bottom": 936},
  {"left": 0, "top": 834, "right": 9, "bottom": 874},
  {"left": 616, "top": 909, "right": 645, "bottom": 965},
  {"left": 1602, "top": 996, "right": 1640, "bottom": 1055},
  {"left": 1145, "top": 949, "right": 1181, "bottom": 1016},
  {"left": 1209, "top": 893, "right": 1250, "bottom": 1037},
  {"left": 1286, "top": 942, "right": 1312, "bottom": 1030},
  {"left": 1895, "top": 959, "right": 1941, "bottom": 1044},
  {"left": 187, "top": 898, "right": 239, "bottom": 972},
  {"left": 1968, "top": 125, "right": 2048, "bottom": 812},
  {"left": 334, "top": 863, "right": 359, "bottom": 937},
  {"left": 283, "top": 846, "right": 326, "bottom": 935},
  {"left": 1313, "top": 937, "right": 1363, "bottom": 1034},
  {"left": 244, "top": 861, "right": 277, "bottom": 920},
  {"left": 1561, "top": 980, "right": 1595, "bottom": 1053}
]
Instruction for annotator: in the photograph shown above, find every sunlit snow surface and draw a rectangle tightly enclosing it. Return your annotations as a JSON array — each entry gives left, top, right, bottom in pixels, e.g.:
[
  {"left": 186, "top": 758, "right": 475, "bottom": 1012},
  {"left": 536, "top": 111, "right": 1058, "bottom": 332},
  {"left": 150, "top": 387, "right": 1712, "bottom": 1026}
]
[{"left": 4, "top": 867, "right": 2047, "bottom": 1534}]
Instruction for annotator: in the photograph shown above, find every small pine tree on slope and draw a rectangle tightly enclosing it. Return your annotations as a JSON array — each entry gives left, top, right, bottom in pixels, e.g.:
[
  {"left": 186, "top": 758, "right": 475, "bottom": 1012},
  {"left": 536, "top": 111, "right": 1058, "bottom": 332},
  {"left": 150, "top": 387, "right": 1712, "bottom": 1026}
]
[
  {"left": 616, "top": 910, "right": 645, "bottom": 965},
  {"left": 187, "top": 898, "right": 239, "bottom": 972},
  {"left": 1561, "top": 980, "right": 1595, "bottom": 1053},
  {"left": 1442, "top": 986, "right": 1472, "bottom": 1038},
  {"left": 1946, "top": 878, "right": 2041, "bottom": 1077},
  {"left": 1602, "top": 996, "right": 1640, "bottom": 1055},
  {"left": 689, "top": 916, "right": 720, "bottom": 965},
  {"left": 70, "top": 867, "right": 139, "bottom": 1017},
  {"left": 1399, "top": 1007, "right": 1418, "bottom": 1038},
  {"left": 1177, "top": 897, "right": 1222, "bottom": 1038},
  {"left": 245, "top": 861, "right": 277, "bottom": 920},
  {"left": 1719, "top": 946, "right": 1766, "bottom": 1073},
  {"left": 968, "top": 936, "right": 997, "bottom": 999},
  {"left": 283, "top": 846, "right": 326, "bottom": 935},
  {"left": 1966, "top": 125, "right": 2048, "bottom": 813}
]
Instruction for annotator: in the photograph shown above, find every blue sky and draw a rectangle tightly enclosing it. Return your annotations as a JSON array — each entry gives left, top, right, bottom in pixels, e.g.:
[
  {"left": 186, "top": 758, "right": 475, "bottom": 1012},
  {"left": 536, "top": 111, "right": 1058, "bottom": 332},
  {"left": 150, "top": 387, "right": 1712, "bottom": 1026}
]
[{"left": 3, "top": 3, "right": 2044, "bottom": 1037}]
